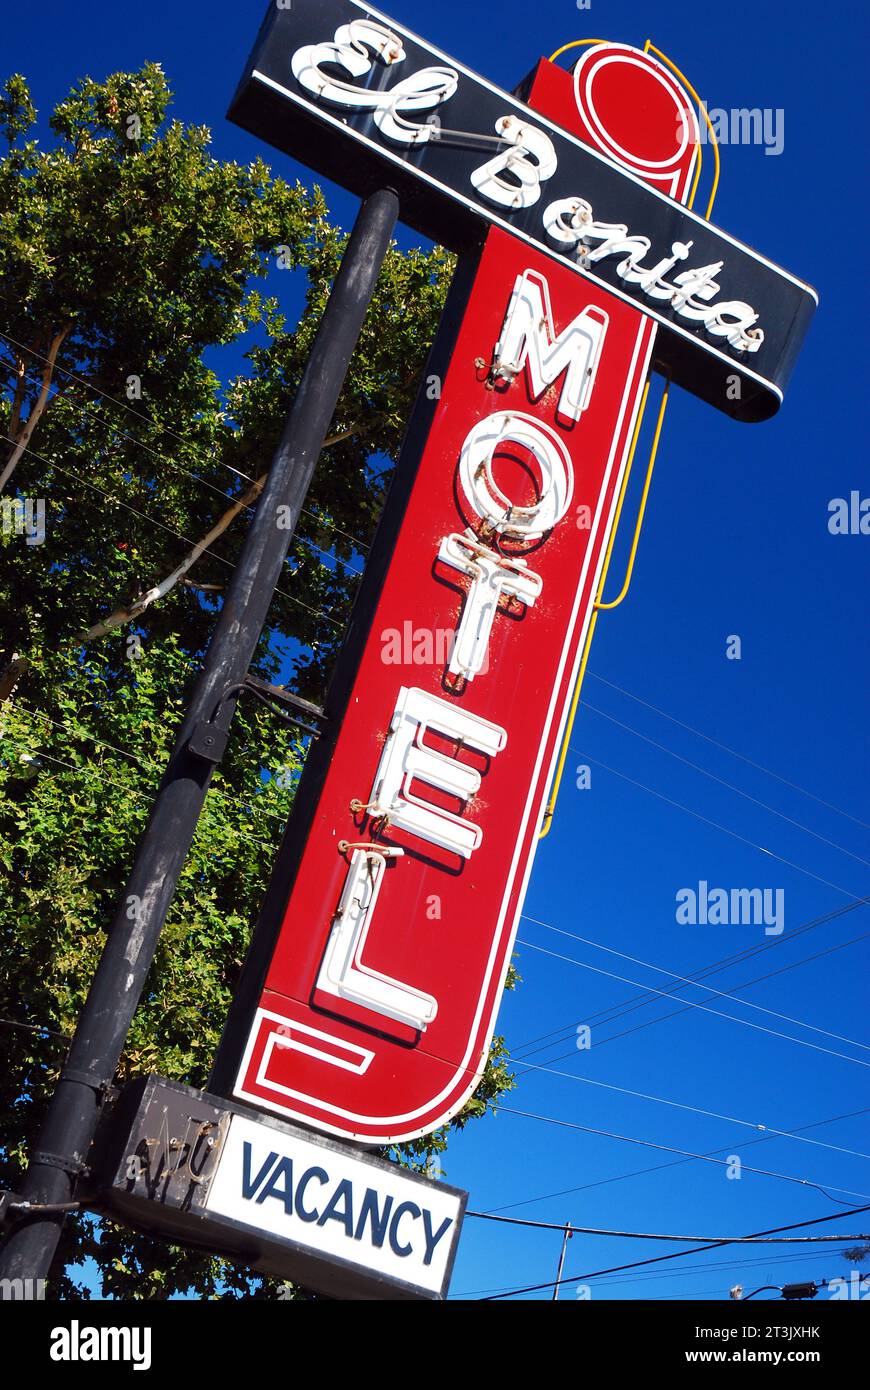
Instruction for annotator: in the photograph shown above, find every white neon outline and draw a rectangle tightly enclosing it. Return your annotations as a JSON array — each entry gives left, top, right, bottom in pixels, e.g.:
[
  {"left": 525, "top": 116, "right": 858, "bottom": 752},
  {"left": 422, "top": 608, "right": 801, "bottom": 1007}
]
[
  {"left": 248, "top": 0, "right": 818, "bottom": 311},
  {"left": 496, "top": 269, "right": 609, "bottom": 422},
  {"left": 234, "top": 316, "right": 656, "bottom": 1140},
  {"left": 316, "top": 848, "right": 439, "bottom": 1030},
  {"left": 249, "top": 68, "right": 802, "bottom": 406},
  {"left": 458, "top": 409, "right": 575, "bottom": 540},
  {"left": 258, "top": 1013, "right": 375, "bottom": 1079},
  {"left": 232, "top": 7, "right": 814, "bottom": 1137},
  {"left": 573, "top": 48, "right": 700, "bottom": 201}
]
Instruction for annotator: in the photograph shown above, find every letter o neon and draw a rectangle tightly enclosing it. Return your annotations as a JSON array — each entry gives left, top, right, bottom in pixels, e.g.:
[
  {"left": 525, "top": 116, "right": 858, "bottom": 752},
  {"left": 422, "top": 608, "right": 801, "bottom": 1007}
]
[{"left": 458, "top": 410, "right": 574, "bottom": 542}]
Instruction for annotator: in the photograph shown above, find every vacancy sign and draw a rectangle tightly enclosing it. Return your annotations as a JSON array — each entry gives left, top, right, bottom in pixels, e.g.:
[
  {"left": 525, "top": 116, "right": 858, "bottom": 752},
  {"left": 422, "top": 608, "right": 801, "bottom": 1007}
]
[
  {"left": 224, "top": 27, "right": 712, "bottom": 1142},
  {"left": 205, "top": 1111, "right": 464, "bottom": 1297},
  {"left": 97, "top": 1075, "right": 464, "bottom": 1301}
]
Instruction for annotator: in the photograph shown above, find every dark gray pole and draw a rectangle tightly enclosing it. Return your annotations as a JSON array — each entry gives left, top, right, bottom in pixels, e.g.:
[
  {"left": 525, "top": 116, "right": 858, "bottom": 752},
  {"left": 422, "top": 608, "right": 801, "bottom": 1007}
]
[{"left": 0, "top": 188, "right": 400, "bottom": 1285}]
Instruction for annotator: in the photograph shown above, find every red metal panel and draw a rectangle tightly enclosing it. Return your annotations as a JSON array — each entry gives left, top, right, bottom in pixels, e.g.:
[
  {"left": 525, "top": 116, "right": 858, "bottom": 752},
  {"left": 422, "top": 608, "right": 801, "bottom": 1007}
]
[{"left": 234, "top": 46, "right": 701, "bottom": 1142}]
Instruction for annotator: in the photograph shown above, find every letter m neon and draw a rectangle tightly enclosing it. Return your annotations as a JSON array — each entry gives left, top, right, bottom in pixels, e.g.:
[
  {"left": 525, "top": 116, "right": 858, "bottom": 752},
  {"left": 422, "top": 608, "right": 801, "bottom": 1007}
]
[{"left": 494, "top": 270, "right": 609, "bottom": 422}]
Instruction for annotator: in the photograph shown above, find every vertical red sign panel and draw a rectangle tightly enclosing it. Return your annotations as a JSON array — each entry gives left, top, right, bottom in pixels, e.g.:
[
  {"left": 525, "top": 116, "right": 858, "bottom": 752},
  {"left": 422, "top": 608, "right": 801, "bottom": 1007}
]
[{"left": 234, "top": 47, "right": 701, "bottom": 1142}]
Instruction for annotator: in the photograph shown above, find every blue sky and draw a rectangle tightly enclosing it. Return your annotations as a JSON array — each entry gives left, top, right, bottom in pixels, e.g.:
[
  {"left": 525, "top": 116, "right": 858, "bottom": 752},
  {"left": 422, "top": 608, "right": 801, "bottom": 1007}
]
[{"left": 6, "top": 0, "right": 869, "bottom": 1301}]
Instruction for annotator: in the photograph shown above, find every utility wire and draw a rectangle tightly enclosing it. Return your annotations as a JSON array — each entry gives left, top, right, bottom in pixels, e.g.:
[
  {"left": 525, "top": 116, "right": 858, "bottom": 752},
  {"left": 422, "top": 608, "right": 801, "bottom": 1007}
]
[
  {"left": 520, "top": 915, "right": 870, "bottom": 1053},
  {"left": 513, "top": 897, "right": 869, "bottom": 1055},
  {"left": 554, "top": 1247, "right": 861, "bottom": 1289},
  {"left": 587, "top": 670, "right": 870, "bottom": 832},
  {"left": 484, "top": 1107, "right": 870, "bottom": 1216},
  {"left": 10, "top": 699, "right": 307, "bottom": 783},
  {"left": 480, "top": 1203, "right": 870, "bottom": 1300},
  {"left": 0, "top": 357, "right": 246, "bottom": 509},
  {"left": 516, "top": 938, "right": 870, "bottom": 1069},
  {"left": 0, "top": 328, "right": 372, "bottom": 554},
  {"left": 582, "top": 699, "right": 870, "bottom": 870},
  {"left": 516, "top": 926, "right": 870, "bottom": 1068},
  {"left": 511, "top": 1057, "right": 870, "bottom": 1159},
  {"left": 5, "top": 701, "right": 305, "bottom": 833},
  {"left": 0, "top": 1018, "right": 69, "bottom": 1042},
  {"left": 465, "top": 1209, "right": 870, "bottom": 1242},
  {"left": 454, "top": 1245, "right": 860, "bottom": 1299},
  {"left": 599, "top": 1247, "right": 860, "bottom": 1281},
  {"left": 572, "top": 751, "right": 869, "bottom": 903},
  {"left": 593, "top": 929, "right": 870, "bottom": 1055},
  {"left": 10, "top": 702, "right": 165, "bottom": 771},
  {"left": 0, "top": 354, "right": 365, "bottom": 578},
  {"left": 38, "top": 747, "right": 283, "bottom": 837},
  {"left": 498, "top": 1106, "right": 870, "bottom": 1204},
  {"left": 1, "top": 430, "right": 342, "bottom": 628},
  {"left": 3, "top": 741, "right": 283, "bottom": 843}
]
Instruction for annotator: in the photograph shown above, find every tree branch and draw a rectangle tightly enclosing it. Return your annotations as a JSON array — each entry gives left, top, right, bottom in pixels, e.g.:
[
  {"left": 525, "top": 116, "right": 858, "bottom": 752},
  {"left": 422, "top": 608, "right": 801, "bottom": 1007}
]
[
  {"left": 73, "top": 470, "right": 267, "bottom": 645},
  {"left": 0, "top": 324, "right": 72, "bottom": 493},
  {"left": 0, "top": 415, "right": 382, "bottom": 700},
  {"left": 7, "top": 355, "right": 27, "bottom": 437},
  {"left": 72, "top": 417, "right": 382, "bottom": 645}
]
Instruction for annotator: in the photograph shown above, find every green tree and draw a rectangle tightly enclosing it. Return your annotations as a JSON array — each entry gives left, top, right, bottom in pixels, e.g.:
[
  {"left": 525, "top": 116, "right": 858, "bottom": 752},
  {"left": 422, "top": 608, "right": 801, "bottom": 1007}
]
[{"left": 0, "top": 66, "right": 514, "bottom": 1299}]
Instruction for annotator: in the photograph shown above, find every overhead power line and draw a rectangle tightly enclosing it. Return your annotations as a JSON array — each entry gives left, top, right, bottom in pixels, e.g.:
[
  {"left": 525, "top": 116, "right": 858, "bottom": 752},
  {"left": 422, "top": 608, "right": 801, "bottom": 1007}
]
[
  {"left": 591, "top": 928, "right": 870, "bottom": 1056},
  {"left": 571, "top": 750, "right": 869, "bottom": 903},
  {"left": 587, "top": 670, "right": 870, "bottom": 832},
  {"left": 498, "top": 1105, "right": 870, "bottom": 1204},
  {"left": 9, "top": 701, "right": 300, "bottom": 822},
  {"left": 582, "top": 698, "right": 870, "bottom": 870},
  {"left": 454, "top": 1245, "right": 861, "bottom": 1299},
  {"left": 517, "top": 937, "right": 870, "bottom": 1069},
  {"left": 0, "top": 430, "right": 342, "bottom": 628},
  {"left": 0, "top": 355, "right": 365, "bottom": 578},
  {"left": 0, "top": 1017, "right": 70, "bottom": 1042},
  {"left": 0, "top": 326, "right": 370, "bottom": 555},
  {"left": 3, "top": 733, "right": 283, "bottom": 844},
  {"left": 480, "top": 1203, "right": 870, "bottom": 1300},
  {"left": 513, "top": 926, "right": 870, "bottom": 1070},
  {"left": 484, "top": 1106, "right": 870, "bottom": 1216},
  {"left": 513, "top": 897, "right": 870, "bottom": 1056},
  {"left": 521, "top": 915, "right": 870, "bottom": 1054},
  {"left": 9, "top": 701, "right": 169, "bottom": 772},
  {"left": 510, "top": 1058, "right": 870, "bottom": 1160},
  {"left": 465, "top": 1209, "right": 870, "bottom": 1242}
]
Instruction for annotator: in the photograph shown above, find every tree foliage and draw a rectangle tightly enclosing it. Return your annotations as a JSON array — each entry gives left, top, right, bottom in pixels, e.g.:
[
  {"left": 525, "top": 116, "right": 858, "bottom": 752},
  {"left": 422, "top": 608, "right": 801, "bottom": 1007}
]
[{"left": 0, "top": 66, "right": 514, "bottom": 1298}]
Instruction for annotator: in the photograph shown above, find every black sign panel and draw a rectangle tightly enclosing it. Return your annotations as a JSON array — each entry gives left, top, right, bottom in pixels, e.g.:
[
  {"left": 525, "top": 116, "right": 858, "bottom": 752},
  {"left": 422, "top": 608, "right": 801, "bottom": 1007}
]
[{"left": 230, "top": 0, "right": 816, "bottom": 420}]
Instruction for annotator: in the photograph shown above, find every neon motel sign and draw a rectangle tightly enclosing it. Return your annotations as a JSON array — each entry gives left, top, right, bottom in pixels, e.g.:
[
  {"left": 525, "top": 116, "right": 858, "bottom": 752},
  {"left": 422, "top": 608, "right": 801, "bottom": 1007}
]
[{"left": 212, "top": 3, "right": 816, "bottom": 1144}]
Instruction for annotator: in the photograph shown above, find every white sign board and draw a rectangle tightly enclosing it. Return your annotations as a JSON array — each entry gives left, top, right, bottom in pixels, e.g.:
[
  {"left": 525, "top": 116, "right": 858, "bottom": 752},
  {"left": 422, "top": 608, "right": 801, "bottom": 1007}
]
[{"left": 205, "top": 1112, "right": 464, "bottom": 1297}]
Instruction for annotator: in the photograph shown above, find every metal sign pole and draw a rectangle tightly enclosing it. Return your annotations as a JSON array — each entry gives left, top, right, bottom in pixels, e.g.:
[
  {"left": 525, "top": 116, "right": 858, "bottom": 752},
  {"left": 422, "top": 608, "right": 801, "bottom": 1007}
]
[
  {"left": 553, "top": 1222, "right": 572, "bottom": 1301},
  {"left": 0, "top": 187, "right": 400, "bottom": 1286}
]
